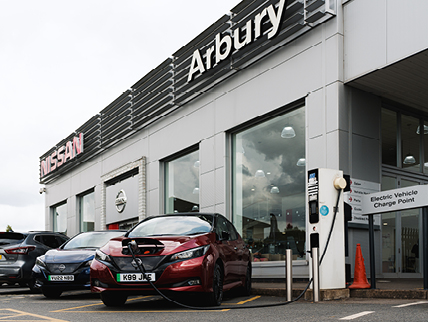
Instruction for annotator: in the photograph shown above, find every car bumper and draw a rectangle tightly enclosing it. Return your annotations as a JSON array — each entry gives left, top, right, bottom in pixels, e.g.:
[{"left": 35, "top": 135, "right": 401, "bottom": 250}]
[
  {"left": 32, "top": 265, "right": 91, "bottom": 291},
  {"left": 91, "top": 254, "right": 214, "bottom": 294}
]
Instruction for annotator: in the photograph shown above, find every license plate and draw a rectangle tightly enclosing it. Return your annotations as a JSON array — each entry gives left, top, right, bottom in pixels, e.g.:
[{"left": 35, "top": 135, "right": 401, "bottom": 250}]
[
  {"left": 48, "top": 275, "right": 74, "bottom": 281},
  {"left": 116, "top": 273, "right": 156, "bottom": 282}
]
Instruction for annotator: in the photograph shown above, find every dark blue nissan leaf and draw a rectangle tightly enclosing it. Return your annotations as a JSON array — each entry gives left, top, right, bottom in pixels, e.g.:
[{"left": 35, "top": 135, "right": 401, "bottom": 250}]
[{"left": 32, "top": 230, "right": 125, "bottom": 298}]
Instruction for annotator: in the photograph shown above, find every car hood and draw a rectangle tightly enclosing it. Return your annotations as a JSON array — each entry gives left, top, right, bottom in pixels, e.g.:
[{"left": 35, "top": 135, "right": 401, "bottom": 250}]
[
  {"left": 104, "top": 234, "right": 214, "bottom": 257},
  {"left": 43, "top": 249, "right": 95, "bottom": 263}
]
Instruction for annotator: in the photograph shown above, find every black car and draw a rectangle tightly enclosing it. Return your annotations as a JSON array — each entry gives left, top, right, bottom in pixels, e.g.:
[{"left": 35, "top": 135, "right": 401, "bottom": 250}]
[
  {"left": 33, "top": 230, "right": 125, "bottom": 298},
  {"left": 0, "top": 231, "right": 69, "bottom": 290}
]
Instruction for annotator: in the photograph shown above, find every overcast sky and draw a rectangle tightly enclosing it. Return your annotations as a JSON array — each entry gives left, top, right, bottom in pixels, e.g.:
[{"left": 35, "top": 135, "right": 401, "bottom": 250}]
[{"left": 0, "top": 0, "right": 241, "bottom": 232}]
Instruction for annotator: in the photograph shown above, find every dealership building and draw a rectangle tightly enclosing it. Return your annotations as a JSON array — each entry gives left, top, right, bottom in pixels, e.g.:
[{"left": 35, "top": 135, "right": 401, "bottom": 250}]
[{"left": 39, "top": 0, "right": 428, "bottom": 281}]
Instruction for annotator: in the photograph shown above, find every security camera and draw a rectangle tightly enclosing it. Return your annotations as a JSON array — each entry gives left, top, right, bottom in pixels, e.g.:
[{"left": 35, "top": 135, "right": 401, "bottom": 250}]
[{"left": 39, "top": 188, "right": 46, "bottom": 194}]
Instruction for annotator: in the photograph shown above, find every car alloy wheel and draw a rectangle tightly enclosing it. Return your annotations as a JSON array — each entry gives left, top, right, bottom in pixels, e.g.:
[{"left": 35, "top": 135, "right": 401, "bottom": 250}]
[{"left": 206, "top": 263, "right": 223, "bottom": 306}]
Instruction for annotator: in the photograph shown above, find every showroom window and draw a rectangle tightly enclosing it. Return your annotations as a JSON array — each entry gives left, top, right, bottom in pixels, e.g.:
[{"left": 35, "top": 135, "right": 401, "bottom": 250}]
[
  {"left": 232, "top": 106, "right": 306, "bottom": 261},
  {"left": 52, "top": 202, "right": 67, "bottom": 234},
  {"left": 79, "top": 190, "right": 95, "bottom": 232},
  {"left": 382, "top": 108, "right": 428, "bottom": 172},
  {"left": 164, "top": 149, "right": 200, "bottom": 213}
]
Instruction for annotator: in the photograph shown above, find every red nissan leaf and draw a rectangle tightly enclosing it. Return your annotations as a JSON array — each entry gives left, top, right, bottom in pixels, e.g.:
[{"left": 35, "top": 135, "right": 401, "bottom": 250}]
[{"left": 90, "top": 213, "right": 251, "bottom": 307}]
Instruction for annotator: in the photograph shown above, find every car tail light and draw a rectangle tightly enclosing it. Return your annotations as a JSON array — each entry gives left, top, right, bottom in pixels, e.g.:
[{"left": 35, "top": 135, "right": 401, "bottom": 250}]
[{"left": 4, "top": 246, "right": 36, "bottom": 255}]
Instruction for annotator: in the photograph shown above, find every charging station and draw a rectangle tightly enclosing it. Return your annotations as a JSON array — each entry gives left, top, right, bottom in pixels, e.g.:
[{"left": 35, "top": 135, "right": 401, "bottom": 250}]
[{"left": 307, "top": 168, "right": 346, "bottom": 290}]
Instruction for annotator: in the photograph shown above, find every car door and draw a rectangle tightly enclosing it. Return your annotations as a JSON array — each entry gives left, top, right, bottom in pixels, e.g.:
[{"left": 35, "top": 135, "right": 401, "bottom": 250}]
[{"left": 214, "top": 216, "right": 240, "bottom": 284}]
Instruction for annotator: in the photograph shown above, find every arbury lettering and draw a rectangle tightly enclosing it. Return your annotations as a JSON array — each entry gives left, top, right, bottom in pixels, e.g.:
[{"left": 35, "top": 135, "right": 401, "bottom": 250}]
[{"left": 187, "top": 0, "right": 286, "bottom": 82}]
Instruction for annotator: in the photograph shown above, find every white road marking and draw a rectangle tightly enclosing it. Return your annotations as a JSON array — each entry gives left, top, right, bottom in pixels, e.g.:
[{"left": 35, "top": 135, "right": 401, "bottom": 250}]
[
  {"left": 393, "top": 301, "right": 428, "bottom": 308},
  {"left": 339, "top": 311, "right": 375, "bottom": 320}
]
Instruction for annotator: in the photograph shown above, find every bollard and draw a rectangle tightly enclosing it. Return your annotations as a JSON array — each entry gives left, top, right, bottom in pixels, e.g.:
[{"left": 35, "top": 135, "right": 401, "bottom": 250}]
[
  {"left": 312, "top": 247, "right": 320, "bottom": 302},
  {"left": 286, "top": 249, "right": 292, "bottom": 301}
]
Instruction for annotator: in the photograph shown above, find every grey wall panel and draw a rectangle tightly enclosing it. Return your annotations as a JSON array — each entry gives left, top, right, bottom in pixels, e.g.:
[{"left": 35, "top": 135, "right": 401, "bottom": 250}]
[{"left": 105, "top": 175, "right": 139, "bottom": 224}]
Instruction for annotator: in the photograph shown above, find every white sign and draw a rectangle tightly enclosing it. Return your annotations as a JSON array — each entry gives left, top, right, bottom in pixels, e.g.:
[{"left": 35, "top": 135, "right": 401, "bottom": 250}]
[
  {"left": 187, "top": 0, "right": 286, "bottom": 82},
  {"left": 360, "top": 185, "right": 428, "bottom": 215},
  {"left": 344, "top": 178, "right": 380, "bottom": 225}
]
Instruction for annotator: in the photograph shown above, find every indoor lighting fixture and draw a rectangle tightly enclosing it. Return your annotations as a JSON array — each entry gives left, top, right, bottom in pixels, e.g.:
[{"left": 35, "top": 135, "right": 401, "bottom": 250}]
[
  {"left": 255, "top": 169, "right": 266, "bottom": 177},
  {"left": 194, "top": 160, "right": 200, "bottom": 168},
  {"left": 192, "top": 187, "right": 200, "bottom": 194},
  {"left": 403, "top": 154, "right": 416, "bottom": 164},
  {"left": 296, "top": 158, "right": 306, "bottom": 166},
  {"left": 416, "top": 125, "right": 428, "bottom": 135},
  {"left": 281, "top": 126, "right": 296, "bottom": 138},
  {"left": 270, "top": 186, "right": 280, "bottom": 194}
]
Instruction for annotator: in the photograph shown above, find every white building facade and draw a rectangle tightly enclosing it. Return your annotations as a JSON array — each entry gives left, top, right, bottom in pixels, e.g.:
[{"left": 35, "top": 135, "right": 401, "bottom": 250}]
[{"left": 40, "top": 0, "right": 428, "bottom": 280}]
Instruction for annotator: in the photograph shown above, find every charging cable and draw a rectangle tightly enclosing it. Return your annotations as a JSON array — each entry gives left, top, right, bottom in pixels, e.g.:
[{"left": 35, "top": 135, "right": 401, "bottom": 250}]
[{"left": 126, "top": 188, "right": 342, "bottom": 309}]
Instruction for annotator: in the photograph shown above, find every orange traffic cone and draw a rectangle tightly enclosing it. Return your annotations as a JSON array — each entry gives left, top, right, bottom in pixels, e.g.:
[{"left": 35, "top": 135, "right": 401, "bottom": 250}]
[{"left": 348, "top": 243, "right": 371, "bottom": 289}]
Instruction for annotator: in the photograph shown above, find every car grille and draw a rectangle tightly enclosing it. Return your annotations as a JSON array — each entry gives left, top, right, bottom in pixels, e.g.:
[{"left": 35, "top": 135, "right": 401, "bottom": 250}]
[
  {"left": 112, "top": 256, "right": 166, "bottom": 271},
  {"left": 47, "top": 263, "right": 81, "bottom": 274}
]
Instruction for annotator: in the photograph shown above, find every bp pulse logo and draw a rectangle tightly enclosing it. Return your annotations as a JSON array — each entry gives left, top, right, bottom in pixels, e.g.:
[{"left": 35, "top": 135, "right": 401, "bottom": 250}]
[{"left": 115, "top": 189, "right": 127, "bottom": 213}]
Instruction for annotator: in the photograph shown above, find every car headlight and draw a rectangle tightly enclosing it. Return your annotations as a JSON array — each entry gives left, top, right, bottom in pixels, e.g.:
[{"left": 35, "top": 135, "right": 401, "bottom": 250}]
[
  {"left": 35, "top": 256, "right": 47, "bottom": 268},
  {"left": 170, "top": 245, "right": 210, "bottom": 261},
  {"left": 95, "top": 249, "right": 112, "bottom": 263}
]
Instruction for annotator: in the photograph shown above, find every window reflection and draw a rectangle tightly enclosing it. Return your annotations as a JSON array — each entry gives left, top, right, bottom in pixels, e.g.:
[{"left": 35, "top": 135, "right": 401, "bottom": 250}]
[
  {"left": 165, "top": 150, "right": 200, "bottom": 213},
  {"left": 53, "top": 203, "right": 67, "bottom": 235},
  {"left": 79, "top": 191, "right": 95, "bottom": 232},
  {"left": 232, "top": 106, "right": 306, "bottom": 261}
]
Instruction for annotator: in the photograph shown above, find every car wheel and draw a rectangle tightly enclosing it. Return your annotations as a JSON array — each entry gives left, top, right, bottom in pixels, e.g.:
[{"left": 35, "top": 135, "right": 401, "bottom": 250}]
[
  {"left": 27, "top": 278, "right": 40, "bottom": 293},
  {"left": 239, "top": 264, "right": 252, "bottom": 296},
  {"left": 100, "top": 291, "right": 128, "bottom": 307},
  {"left": 42, "top": 288, "right": 62, "bottom": 299},
  {"left": 205, "top": 263, "right": 223, "bottom": 306}
]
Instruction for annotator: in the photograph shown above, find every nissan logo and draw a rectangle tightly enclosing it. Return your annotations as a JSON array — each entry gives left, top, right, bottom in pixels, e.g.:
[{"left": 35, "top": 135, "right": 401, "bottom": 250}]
[
  {"left": 58, "top": 264, "right": 66, "bottom": 272},
  {"left": 115, "top": 189, "right": 127, "bottom": 213}
]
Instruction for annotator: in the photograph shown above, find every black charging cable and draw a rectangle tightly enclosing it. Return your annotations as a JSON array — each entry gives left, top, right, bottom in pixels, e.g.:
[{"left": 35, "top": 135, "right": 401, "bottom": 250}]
[{"left": 126, "top": 188, "right": 343, "bottom": 309}]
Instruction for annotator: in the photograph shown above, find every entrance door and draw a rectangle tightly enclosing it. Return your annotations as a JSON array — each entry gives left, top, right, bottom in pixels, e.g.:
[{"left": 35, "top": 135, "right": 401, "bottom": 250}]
[{"left": 381, "top": 176, "right": 422, "bottom": 277}]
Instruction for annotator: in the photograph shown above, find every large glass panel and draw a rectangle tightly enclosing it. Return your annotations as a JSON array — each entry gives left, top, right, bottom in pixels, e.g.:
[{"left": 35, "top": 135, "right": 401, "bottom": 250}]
[
  {"left": 401, "top": 115, "right": 420, "bottom": 172},
  {"left": 423, "top": 120, "right": 428, "bottom": 173},
  {"left": 79, "top": 191, "right": 95, "bottom": 232},
  {"left": 52, "top": 203, "right": 67, "bottom": 234},
  {"left": 232, "top": 106, "right": 305, "bottom": 262},
  {"left": 381, "top": 109, "right": 397, "bottom": 167},
  {"left": 381, "top": 175, "right": 396, "bottom": 273},
  {"left": 400, "top": 179, "right": 420, "bottom": 273},
  {"left": 165, "top": 150, "right": 199, "bottom": 213}
]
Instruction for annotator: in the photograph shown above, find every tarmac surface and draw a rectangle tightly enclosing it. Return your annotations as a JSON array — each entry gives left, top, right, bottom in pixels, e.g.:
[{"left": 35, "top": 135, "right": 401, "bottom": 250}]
[{"left": 252, "top": 278, "right": 428, "bottom": 301}]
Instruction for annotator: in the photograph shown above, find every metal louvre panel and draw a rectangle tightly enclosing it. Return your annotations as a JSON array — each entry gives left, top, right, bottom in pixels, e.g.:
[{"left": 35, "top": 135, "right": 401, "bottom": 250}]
[{"left": 40, "top": 0, "right": 336, "bottom": 183}]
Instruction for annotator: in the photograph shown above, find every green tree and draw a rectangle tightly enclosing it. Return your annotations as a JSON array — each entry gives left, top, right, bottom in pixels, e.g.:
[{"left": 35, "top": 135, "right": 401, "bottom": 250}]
[{"left": 6, "top": 225, "right": 13, "bottom": 232}]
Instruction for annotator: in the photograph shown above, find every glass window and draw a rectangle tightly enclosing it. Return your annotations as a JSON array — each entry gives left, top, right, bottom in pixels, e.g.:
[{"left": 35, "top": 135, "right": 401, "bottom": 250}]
[
  {"left": 52, "top": 203, "right": 67, "bottom": 234},
  {"left": 423, "top": 120, "right": 428, "bottom": 174},
  {"left": 79, "top": 191, "right": 95, "bottom": 232},
  {"left": 381, "top": 109, "right": 397, "bottom": 167},
  {"left": 165, "top": 150, "right": 200, "bottom": 213},
  {"left": 232, "top": 106, "right": 306, "bottom": 262},
  {"left": 401, "top": 115, "right": 420, "bottom": 172}
]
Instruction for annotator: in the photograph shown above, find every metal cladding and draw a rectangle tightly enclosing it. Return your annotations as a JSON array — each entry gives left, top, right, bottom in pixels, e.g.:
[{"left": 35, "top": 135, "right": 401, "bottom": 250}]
[{"left": 39, "top": 0, "right": 335, "bottom": 183}]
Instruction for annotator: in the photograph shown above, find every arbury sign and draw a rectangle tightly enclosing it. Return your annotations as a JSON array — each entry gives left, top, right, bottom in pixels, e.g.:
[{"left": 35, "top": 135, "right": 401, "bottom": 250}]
[
  {"left": 40, "top": 133, "right": 84, "bottom": 178},
  {"left": 187, "top": 0, "right": 286, "bottom": 82},
  {"left": 360, "top": 185, "right": 428, "bottom": 215}
]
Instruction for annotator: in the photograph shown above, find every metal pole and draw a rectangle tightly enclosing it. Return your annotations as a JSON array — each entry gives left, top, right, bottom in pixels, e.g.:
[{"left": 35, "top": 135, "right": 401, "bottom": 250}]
[
  {"left": 368, "top": 215, "right": 376, "bottom": 289},
  {"left": 423, "top": 207, "right": 428, "bottom": 290},
  {"left": 312, "top": 247, "right": 320, "bottom": 302},
  {"left": 286, "top": 249, "right": 292, "bottom": 301}
]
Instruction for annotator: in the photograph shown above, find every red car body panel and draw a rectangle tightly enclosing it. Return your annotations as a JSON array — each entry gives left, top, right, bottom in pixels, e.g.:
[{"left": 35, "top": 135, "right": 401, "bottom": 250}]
[{"left": 90, "top": 215, "right": 250, "bottom": 298}]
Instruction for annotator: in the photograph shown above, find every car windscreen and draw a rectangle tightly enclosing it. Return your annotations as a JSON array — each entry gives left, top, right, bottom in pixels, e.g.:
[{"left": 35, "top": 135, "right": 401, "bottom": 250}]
[
  {"left": 128, "top": 215, "right": 214, "bottom": 238},
  {"left": 62, "top": 231, "right": 124, "bottom": 250},
  {"left": 0, "top": 232, "right": 26, "bottom": 247}
]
